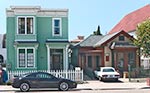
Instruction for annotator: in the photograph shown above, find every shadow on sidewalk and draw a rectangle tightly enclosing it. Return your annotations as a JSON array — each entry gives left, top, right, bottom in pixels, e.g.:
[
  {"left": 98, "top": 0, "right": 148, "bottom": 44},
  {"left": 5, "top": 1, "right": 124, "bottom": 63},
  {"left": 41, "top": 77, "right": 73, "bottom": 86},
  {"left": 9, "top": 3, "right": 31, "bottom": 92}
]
[
  {"left": 141, "top": 87, "right": 150, "bottom": 89},
  {"left": 101, "top": 80, "right": 123, "bottom": 83}
]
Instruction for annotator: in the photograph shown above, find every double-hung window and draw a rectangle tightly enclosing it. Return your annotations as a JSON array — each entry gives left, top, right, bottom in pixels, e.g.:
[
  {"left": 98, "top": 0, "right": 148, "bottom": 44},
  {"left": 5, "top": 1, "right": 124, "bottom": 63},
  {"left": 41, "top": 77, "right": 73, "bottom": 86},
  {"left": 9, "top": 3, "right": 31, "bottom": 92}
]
[
  {"left": 18, "top": 48, "right": 35, "bottom": 68},
  {"left": 17, "top": 16, "right": 34, "bottom": 34},
  {"left": 52, "top": 18, "right": 61, "bottom": 36}
]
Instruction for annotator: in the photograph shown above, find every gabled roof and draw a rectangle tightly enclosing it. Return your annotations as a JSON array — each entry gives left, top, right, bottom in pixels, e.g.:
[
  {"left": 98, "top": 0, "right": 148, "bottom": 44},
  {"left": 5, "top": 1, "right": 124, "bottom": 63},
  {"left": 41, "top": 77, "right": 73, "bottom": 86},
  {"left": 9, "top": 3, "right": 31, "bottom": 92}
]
[
  {"left": 94, "top": 30, "right": 133, "bottom": 47},
  {"left": 76, "top": 35, "right": 104, "bottom": 47},
  {"left": 109, "top": 4, "right": 150, "bottom": 34}
]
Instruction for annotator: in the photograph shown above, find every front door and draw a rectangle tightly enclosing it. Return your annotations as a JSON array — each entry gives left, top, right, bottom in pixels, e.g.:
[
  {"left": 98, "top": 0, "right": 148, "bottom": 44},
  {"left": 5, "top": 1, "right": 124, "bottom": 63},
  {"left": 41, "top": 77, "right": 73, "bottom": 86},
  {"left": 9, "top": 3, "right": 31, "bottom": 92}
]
[
  {"left": 52, "top": 54, "right": 62, "bottom": 70},
  {"left": 50, "top": 49, "right": 63, "bottom": 70},
  {"left": 116, "top": 52, "right": 124, "bottom": 73}
]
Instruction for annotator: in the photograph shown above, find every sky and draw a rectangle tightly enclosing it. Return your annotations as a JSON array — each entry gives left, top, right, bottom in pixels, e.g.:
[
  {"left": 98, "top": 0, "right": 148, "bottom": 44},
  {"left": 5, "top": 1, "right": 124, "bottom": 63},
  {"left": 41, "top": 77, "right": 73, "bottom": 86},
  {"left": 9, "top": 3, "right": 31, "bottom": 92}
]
[{"left": 0, "top": 0, "right": 150, "bottom": 40}]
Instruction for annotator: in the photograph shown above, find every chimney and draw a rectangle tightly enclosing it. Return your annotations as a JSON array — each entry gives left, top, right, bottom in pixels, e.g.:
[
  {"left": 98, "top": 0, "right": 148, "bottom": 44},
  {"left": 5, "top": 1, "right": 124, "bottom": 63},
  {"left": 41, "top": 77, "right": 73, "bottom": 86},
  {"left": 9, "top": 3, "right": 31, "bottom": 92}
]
[{"left": 77, "top": 36, "right": 84, "bottom": 40}]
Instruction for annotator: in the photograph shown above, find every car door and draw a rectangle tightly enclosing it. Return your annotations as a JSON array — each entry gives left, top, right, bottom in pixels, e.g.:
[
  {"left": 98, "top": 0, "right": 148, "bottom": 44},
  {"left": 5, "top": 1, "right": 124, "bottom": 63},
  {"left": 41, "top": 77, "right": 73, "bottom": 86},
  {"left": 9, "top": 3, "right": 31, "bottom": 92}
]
[
  {"left": 35, "top": 72, "right": 59, "bottom": 88},
  {"left": 26, "top": 73, "right": 39, "bottom": 88},
  {"left": 47, "top": 75, "right": 60, "bottom": 88}
]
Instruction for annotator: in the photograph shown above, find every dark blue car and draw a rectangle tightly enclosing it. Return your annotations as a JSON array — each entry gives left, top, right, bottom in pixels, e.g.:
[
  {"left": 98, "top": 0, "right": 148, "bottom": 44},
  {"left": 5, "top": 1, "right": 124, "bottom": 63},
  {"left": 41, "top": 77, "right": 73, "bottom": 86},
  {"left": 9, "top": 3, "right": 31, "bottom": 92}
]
[{"left": 12, "top": 72, "right": 77, "bottom": 92}]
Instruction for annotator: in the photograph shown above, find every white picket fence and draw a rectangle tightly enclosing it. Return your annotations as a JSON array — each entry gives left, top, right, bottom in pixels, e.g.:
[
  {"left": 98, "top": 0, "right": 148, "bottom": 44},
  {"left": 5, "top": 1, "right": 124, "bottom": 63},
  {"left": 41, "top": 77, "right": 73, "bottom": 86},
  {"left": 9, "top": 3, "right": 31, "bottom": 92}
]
[{"left": 7, "top": 70, "right": 83, "bottom": 82}]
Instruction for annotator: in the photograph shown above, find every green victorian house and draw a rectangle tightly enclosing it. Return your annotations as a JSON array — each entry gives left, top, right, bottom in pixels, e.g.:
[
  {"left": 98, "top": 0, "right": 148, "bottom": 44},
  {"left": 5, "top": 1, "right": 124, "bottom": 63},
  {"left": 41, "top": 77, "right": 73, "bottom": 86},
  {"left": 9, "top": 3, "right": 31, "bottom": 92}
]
[{"left": 6, "top": 6, "right": 69, "bottom": 71}]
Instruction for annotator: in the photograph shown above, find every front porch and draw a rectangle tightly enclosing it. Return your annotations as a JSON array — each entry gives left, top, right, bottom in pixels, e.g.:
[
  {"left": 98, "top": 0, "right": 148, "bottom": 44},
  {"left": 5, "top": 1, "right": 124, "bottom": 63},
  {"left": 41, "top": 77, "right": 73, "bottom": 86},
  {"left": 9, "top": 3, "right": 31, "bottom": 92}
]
[
  {"left": 78, "top": 49, "right": 104, "bottom": 70},
  {"left": 111, "top": 42, "right": 139, "bottom": 76},
  {"left": 46, "top": 40, "right": 69, "bottom": 70}
]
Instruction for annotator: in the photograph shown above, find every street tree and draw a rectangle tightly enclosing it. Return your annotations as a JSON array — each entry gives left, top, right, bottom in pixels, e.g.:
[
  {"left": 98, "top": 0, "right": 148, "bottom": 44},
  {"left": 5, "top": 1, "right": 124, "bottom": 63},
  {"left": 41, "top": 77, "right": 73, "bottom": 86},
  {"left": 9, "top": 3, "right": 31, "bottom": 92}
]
[{"left": 134, "top": 19, "right": 150, "bottom": 57}]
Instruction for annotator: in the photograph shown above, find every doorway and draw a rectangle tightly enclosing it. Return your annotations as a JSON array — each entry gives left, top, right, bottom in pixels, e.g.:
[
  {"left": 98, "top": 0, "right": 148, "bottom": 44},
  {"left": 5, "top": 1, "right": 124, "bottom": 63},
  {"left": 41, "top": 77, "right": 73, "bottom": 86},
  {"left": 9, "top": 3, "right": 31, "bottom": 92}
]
[
  {"left": 50, "top": 49, "right": 63, "bottom": 70},
  {"left": 117, "top": 52, "right": 124, "bottom": 72}
]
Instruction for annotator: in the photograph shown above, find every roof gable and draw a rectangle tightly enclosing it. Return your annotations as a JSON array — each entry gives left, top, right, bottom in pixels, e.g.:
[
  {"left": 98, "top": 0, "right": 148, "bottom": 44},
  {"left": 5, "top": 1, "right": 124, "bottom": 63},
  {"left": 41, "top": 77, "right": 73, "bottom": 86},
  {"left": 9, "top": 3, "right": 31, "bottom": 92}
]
[
  {"left": 109, "top": 4, "right": 150, "bottom": 34},
  {"left": 94, "top": 30, "right": 133, "bottom": 47}
]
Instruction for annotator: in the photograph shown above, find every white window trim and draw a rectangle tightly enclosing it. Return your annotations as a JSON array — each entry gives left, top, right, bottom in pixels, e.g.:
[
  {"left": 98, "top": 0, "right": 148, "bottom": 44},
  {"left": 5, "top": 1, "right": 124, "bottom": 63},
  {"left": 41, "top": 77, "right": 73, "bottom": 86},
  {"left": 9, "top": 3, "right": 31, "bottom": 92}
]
[
  {"left": 17, "top": 47, "right": 35, "bottom": 68},
  {"left": 17, "top": 16, "right": 35, "bottom": 35},
  {"left": 52, "top": 18, "right": 62, "bottom": 36}
]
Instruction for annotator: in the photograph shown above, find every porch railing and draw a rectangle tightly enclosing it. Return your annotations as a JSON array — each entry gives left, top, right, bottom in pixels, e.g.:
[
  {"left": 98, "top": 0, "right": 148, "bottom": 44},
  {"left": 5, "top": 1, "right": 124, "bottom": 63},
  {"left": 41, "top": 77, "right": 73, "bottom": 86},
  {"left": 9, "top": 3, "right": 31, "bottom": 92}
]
[{"left": 7, "top": 70, "right": 83, "bottom": 82}]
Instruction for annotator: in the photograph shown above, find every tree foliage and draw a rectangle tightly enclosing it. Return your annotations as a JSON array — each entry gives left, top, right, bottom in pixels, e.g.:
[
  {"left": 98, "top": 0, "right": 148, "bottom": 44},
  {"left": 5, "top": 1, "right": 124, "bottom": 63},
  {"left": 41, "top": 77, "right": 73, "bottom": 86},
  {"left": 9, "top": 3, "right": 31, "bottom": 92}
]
[
  {"left": 93, "top": 25, "right": 102, "bottom": 35},
  {"left": 134, "top": 19, "right": 150, "bottom": 57}
]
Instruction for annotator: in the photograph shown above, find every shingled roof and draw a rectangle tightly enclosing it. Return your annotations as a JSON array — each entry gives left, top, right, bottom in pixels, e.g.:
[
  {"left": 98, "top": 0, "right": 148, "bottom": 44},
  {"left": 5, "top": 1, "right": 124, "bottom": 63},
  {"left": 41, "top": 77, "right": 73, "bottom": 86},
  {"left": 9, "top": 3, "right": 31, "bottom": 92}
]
[
  {"left": 76, "top": 35, "right": 104, "bottom": 47},
  {"left": 109, "top": 4, "right": 150, "bottom": 34}
]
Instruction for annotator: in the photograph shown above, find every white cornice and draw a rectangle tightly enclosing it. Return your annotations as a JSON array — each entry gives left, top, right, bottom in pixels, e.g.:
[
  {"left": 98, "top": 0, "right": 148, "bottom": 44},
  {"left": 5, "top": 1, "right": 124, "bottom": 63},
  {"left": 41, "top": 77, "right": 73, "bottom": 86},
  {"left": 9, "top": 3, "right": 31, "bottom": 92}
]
[
  {"left": 6, "top": 6, "right": 68, "bottom": 17},
  {"left": 10, "top": 6, "right": 41, "bottom": 9}
]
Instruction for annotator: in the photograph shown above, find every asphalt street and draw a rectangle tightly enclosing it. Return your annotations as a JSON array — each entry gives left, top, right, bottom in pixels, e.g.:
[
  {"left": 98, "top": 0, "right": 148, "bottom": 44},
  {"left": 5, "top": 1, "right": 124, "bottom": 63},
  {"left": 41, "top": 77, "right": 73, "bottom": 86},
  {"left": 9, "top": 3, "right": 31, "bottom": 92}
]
[{"left": 0, "top": 79, "right": 150, "bottom": 93}]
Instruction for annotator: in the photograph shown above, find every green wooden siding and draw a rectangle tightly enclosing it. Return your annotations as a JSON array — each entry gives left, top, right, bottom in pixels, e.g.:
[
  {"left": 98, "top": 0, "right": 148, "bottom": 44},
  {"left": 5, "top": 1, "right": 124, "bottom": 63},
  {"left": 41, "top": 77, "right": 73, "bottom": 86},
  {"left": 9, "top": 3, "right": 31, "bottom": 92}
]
[{"left": 6, "top": 17, "right": 15, "bottom": 70}]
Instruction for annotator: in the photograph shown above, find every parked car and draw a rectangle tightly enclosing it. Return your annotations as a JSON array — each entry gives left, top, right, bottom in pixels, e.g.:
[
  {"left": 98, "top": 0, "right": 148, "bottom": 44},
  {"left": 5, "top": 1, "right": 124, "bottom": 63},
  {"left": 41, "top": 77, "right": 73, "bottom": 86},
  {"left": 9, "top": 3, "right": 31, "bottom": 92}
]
[
  {"left": 94, "top": 67, "right": 120, "bottom": 81},
  {"left": 12, "top": 72, "right": 77, "bottom": 92}
]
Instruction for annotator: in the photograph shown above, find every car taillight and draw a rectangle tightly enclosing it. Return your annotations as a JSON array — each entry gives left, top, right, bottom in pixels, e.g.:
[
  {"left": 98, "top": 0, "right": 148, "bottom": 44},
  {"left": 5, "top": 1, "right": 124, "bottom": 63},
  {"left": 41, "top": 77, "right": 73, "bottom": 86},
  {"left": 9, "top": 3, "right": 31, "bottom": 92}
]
[{"left": 102, "top": 75, "right": 108, "bottom": 77}]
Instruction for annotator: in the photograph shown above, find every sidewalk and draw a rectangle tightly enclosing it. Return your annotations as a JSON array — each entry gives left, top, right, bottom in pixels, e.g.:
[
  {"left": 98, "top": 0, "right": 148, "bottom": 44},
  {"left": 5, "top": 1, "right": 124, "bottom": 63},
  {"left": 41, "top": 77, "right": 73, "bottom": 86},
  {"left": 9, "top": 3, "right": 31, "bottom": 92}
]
[{"left": 77, "top": 78, "right": 150, "bottom": 90}]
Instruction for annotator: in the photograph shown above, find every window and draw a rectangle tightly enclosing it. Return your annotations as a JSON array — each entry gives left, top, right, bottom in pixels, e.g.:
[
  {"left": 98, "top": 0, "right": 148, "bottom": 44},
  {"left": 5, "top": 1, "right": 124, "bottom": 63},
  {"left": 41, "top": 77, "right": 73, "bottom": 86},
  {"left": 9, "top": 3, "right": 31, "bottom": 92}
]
[
  {"left": 119, "top": 36, "right": 125, "bottom": 41},
  {"left": 95, "top": 56, "right": 100, "bottom": 69},
  {"left": 18, "top": 48, "right": 35, "bottom": 68},
  {"left": 27, "top": 18, "right": 34, "bottom": 34},
  {"left": 128, "top": 52, "right": 135, "bottom": 68},
  {"left": 27, "top": 49, "right": 34, "bottom": 67},
  {"left": 103, "top": 68, "right": 115, "bottom": 72},
  {"left": 88, "top": 56, "right": 92, "bottom": 68},
  {"left": 17, "top": 16, "right": 34, "bottom": 34},
  {"left": 52, "top": 18, "right": 61, "bottom": 36},
  {"left": 18, "top": 49, "right": 25, "bottom": 67},
  {"left": 106, "top": 55, "right": 109, "bottom": 61},
  {"left": 18, "top": 18, "right": 25, "bottom": 34},
  {"left": 36, "top": 73, "right": 52, "bottom": 78},
  {"left": 106, "top": 53, "right": 109, "bottom": 61}
]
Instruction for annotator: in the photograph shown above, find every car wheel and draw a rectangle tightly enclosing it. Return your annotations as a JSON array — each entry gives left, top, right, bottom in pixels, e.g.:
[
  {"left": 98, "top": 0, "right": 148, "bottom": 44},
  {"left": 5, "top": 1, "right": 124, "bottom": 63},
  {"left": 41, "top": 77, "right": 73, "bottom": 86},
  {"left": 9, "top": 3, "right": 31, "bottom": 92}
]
[
  {"left": 59, "top": 82, "right": 69, "bottom": 91},
  {"left": 99, "top": 77, "right": 102, "bottom": 81},
  {"left": 20, "top": 82, "right": 30, "bottom": 92}
]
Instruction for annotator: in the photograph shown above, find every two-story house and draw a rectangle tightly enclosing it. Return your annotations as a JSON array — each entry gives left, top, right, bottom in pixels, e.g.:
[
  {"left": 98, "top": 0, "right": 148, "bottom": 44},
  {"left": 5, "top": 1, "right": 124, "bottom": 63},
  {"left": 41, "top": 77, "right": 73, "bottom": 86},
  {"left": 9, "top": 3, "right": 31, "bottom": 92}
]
[{"left": 6, "top": 6, "right": 69, "bottom": 71}]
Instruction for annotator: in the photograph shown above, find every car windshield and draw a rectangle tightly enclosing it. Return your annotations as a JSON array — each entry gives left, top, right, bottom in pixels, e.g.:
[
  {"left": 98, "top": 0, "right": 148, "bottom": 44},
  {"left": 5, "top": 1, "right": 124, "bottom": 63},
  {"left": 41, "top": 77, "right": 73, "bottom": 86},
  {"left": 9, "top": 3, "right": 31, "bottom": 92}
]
[{"left": 103, "top": 68, "right": 115, "bottom": 72}]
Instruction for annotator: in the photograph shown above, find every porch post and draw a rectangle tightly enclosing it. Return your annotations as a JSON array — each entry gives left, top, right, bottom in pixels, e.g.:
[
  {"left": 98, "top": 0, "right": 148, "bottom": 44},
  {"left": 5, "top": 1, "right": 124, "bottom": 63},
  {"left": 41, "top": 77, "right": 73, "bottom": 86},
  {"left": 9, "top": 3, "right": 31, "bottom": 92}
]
[
  {"left": 65, "top": 44, "right": 69, "bottom": 70},
  {"left": 112, "top": 50, "right": 114, "bottom": 67},
  {"left": 46, "top": 45, "right": 50, "bottom": 70}
]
